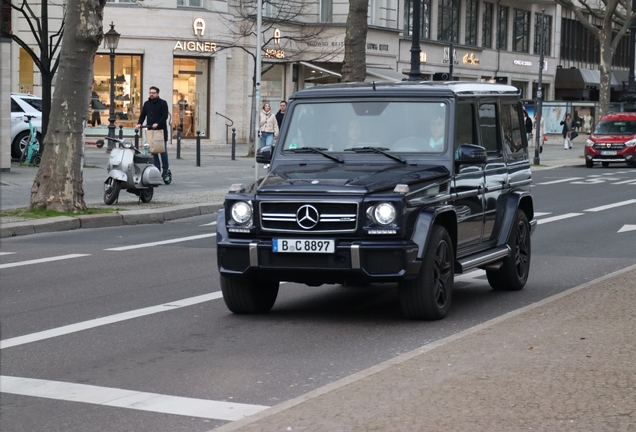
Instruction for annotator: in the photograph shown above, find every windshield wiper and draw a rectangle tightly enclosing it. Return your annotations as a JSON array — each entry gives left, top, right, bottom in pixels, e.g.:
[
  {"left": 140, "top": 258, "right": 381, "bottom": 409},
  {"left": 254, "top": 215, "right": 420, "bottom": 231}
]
[
  {"left": 288, "top": 147, "right": 344, "bottom": 163},
  {"left": 344, "top": 146, "right": 406, "bottom": 164}
]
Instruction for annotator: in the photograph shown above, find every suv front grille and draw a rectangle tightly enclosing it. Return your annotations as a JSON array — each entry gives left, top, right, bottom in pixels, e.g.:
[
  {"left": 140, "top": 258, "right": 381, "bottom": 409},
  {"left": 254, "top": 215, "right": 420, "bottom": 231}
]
[
  {"left": 260, "top": 201, "right": 358, "bottom": 233},
  {"left": 593, "top": 143, "right": 625, "bottom": 150}
]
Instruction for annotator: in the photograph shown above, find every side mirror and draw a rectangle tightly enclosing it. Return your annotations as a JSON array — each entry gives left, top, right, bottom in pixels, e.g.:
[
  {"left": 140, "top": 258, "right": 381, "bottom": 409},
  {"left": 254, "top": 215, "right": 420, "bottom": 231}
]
[
  {"left": 455, "top": 144, "right": 487, "bottom": 167},
  {"left": 256, "top": 145, "right": 273, "bottom": 163}
]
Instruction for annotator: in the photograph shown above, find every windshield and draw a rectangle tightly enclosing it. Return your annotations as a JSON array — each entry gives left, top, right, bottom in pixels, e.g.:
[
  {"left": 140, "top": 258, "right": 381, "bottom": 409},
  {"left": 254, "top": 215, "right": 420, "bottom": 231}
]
[
  {"left": 282, "top": 101, "right": 448, "bottom": 154},
  {"left": 593, "top": 120, "right": 636, "bottom": 135}
]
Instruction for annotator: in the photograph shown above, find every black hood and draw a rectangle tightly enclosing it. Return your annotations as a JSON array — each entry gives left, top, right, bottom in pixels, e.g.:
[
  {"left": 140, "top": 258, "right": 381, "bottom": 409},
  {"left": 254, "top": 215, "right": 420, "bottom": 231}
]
[{"left": 257, "top": 163, "right": 449, "bottom": 194}]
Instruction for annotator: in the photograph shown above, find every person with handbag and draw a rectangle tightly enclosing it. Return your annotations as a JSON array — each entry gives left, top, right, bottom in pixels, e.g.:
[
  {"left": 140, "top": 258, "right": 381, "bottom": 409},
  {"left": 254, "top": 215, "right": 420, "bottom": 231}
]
[
  {"left": 259, "top": 102, "right": 279, "bottom": 147},
  {"left": 532, "top": 113, "right": 546, "bottom": 153},
  {"left": 136, "top": 86, "right": 171, "bottom": 183},
  {"left": 560, "top": 112, "right": 574, "bottom": 150}
]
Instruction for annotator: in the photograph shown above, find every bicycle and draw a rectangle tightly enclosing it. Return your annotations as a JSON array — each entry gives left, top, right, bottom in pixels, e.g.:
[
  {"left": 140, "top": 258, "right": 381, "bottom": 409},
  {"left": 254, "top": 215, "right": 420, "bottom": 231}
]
[{"left": 19, "top": 114, "right": 42, "bottom": 167}]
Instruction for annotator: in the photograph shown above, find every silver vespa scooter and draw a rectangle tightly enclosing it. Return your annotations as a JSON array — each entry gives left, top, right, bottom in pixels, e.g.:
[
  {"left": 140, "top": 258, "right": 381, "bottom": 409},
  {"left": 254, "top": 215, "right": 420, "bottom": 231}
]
[{"left": 103, "top": 136, "right": 163, "bottom": 205}]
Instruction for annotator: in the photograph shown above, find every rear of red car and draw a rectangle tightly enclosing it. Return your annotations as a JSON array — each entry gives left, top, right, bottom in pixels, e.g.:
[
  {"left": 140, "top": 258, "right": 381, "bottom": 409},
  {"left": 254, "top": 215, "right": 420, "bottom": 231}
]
[{"left": 585, "top": 112, "right": 636, "bottom": 168}]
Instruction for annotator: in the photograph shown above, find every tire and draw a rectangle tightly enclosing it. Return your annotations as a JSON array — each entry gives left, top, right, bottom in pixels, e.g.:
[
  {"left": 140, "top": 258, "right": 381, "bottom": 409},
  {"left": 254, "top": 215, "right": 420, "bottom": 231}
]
[
  {"left": 32, "top": 154, "right": 41, "bottom": 167},
  {"left": 486, "top": 210, "right": 531, "bottom": 291},
  {"left": 585, "top": 159, "right": 594, "bottom": 168},
  {"left": 220, "top": 275, "right": 279, "bottom": 314},
  {"left": 140, "top": 187, "right": 153, "bottom": 203},
  {"left": 399, "top": 225, "right": 454, "bottom": 320},
  {"left": 602, "top": 162, "right": 610, "bottom": 168},
  {"left": 12, "top": 131, "right": 41, "bottom": 160},
  {"left": 103, "top": 179, "right": 121, "bottom": 205}
]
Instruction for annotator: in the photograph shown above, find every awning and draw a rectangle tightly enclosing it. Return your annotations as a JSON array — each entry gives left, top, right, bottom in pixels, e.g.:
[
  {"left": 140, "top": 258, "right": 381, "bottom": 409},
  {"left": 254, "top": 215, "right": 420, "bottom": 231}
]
[
  {"left": 299, "top": 61, "right": 342, "bottom": 78},
  {"left": 556, "top": 67, "right": 630, "bottom": 90},
  {"left": 365, "top": 67, "right": 407, "bottom": 82},
  {"left": 611, "top": 70, "right": 629, "bottom": 88}
]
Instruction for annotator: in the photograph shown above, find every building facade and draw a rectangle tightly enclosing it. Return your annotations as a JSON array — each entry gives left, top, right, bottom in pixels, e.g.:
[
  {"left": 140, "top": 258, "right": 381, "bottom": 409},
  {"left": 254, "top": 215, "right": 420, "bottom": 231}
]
[{"left": 8, "top": 0, "right": 623, "bottom": 144}]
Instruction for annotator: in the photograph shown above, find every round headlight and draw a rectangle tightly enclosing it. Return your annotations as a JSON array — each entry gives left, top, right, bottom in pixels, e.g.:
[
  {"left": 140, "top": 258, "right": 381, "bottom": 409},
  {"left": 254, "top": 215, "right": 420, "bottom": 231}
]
[
  {"left": 123, "top": 139, "right": 133, "bottom": 148},
  {"left": 231, "top": 201, "right": 252, "bottom": 224},
  {"left": 374, "top": 203, "right": 396, "bottom": 225}
]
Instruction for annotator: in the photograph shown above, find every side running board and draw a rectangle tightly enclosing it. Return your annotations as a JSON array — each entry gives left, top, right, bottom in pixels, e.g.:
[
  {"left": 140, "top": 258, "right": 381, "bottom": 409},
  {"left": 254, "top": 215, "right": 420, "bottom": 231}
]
[{"left": 456, "top": 245, "right": 511, "bottom": 273}]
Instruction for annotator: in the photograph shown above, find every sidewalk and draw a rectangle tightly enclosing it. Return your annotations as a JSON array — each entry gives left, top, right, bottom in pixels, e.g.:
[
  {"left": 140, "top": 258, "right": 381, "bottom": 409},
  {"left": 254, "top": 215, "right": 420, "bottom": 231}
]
[
  {"left": 0, "top": 134, "right": 586, "bottom": 238},
  {"left": 215, "top": 263, "right": 636, "bottom": 432}
]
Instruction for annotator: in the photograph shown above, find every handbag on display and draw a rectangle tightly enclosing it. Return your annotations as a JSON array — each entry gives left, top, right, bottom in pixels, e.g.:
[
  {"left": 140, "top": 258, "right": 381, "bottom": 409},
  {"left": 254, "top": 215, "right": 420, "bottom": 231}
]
[{"left": 146, "top": 129, "right": 166, "bottom": 154}]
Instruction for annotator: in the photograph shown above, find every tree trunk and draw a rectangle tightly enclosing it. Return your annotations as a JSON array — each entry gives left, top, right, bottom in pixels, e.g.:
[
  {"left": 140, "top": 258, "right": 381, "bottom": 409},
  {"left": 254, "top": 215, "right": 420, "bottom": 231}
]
[
  {"left": 598, "top": 31, "right": 612, "bottom": 118},
  {"left": 29, "top": 0, "right": 106, "bottom": 211},
  {"left": 341, "top": 0, "right": 368, "bottom": 82}
]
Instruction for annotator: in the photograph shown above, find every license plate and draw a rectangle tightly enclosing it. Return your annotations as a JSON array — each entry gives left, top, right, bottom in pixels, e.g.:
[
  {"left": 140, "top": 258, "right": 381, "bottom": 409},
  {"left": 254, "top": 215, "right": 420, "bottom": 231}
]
[
  {"left": 601, "top": 150, "right": 617, "bottom": 156},
  {"left": 272, "top": 239, "right": 335, "bottom": 253}
]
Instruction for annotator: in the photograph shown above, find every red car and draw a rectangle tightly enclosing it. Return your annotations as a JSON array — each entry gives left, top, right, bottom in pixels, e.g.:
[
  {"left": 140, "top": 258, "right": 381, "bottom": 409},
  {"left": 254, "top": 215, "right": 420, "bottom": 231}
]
[{"left": 585, "top": 112, "right": 636, "bottom": 168}]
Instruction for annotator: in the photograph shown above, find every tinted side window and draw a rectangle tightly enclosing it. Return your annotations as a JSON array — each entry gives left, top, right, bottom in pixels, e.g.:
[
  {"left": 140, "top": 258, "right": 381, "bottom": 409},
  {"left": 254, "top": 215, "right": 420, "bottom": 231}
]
[
  {"left": 478, "top": 102, "right": 500, "bottom": 154},
  {"left": 501, "top": 102, "right": 525, "bottom": 161},
  {"left": 11, "top": 99, "right": 24, "bottom": 113},
  {"left": 23, "top": 98, "right": 43, "bottom": 111},
  {"left": 455, "top": 102, "right": 476, "bottom": 151}
]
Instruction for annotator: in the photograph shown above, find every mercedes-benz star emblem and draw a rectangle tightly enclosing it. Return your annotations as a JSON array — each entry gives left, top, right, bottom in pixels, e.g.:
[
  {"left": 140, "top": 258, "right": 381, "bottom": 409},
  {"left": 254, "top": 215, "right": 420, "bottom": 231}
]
[{"left": 296, "top": 204, "right": 319, "bottom": 230}]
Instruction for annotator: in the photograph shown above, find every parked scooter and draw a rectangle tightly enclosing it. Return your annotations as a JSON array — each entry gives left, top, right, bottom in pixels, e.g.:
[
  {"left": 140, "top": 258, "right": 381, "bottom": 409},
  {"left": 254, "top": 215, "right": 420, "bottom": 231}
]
[{"left": 103, "top": 136, "right": 163, "bottom": 205}]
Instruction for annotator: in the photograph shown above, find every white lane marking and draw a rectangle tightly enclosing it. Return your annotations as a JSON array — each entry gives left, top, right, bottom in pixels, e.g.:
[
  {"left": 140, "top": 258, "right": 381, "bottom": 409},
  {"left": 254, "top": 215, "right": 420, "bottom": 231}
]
[
  {"left": 455, "top": 269, "right": 485, "bottom": 282},
  {"left": 0, "top": 252, "right": 16, "bottom": 256},
  {"left": 536, "top": 177, "right": 583, "bottom": 185},
  {"left": 536, "top": 213, "right": 584, "bottom": 225},
  {"left": 618, "top": 224, "right": 636, "bottom": 233},
  {"left": 199, "top": 221, "right": 217, "bottom": 226},
  {"left": 534, "top": 212, "right": 551, "bottom": 217},
  {"left": 0, "top": 292, "right": 223, "bottom": 350},
  {"left": 584, "top": 199, "right": 636, "bottom": 212},
  {"left": 611, "top": 179, "right": 636, "bottom": 185},
  {"left": 0, "top": 376, "right": 268, "bottom": 422},
  {"left": 0, "top": 254, "right": 91, "bottom": 270},
  {"left": 105, "top": 233, "right": 217, "bottom": 251}
]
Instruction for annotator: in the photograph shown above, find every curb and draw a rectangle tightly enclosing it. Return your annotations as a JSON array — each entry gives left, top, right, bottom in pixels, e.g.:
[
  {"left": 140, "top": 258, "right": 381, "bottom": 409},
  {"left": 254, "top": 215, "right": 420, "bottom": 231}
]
[{"left": 0, "top": 202, "right": 223, "bottom": 238}]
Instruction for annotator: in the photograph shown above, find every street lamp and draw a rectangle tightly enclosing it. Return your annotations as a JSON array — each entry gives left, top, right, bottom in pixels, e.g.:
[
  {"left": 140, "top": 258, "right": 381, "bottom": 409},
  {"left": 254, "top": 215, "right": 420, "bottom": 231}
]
[
  {"left": 533, "top": 9, "right": 546, "bottom": 166},
  {"left": 622, "top": 0, "right": 636, "bottom": 112},
  {"left": 408, "top": 0, "right": 422, "bottom": 80},
  {"left": 104, "top": 22, "right": 120, "bottom": 150}
]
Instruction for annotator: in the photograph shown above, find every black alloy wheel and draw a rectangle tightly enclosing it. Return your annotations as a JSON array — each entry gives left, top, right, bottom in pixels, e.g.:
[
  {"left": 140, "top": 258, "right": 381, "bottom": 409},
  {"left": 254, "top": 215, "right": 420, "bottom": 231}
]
[
  {"left": 487, "top": 210, "right": 531, "bottom": 291},
  {"left": 140, "top": 187, "right": 153, "bottom": 203},
  {"left": 220, "top": 275, "right": 279, "bottom": 314}
]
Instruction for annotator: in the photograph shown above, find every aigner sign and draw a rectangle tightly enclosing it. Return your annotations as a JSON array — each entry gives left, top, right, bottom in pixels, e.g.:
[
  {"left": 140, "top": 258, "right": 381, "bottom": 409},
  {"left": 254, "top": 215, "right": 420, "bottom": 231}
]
[{"left": 174, "top": 18, "right": 217, "bottom": 53}]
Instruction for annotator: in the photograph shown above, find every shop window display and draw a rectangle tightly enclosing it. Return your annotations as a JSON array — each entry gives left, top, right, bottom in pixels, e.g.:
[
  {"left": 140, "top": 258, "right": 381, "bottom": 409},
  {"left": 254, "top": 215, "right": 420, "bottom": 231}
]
[{"left": 88, "top": 54, "right": 142, "bottom": 136}]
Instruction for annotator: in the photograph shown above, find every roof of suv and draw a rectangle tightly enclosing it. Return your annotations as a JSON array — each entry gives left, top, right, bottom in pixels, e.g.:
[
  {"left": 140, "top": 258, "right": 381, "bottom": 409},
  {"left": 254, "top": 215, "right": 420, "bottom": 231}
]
[
  {"left": 12, "top": 93, "right": 41, "bottom": 98},
  {"left": 291, "top": 81, "right": 520, "bottom": 100}
]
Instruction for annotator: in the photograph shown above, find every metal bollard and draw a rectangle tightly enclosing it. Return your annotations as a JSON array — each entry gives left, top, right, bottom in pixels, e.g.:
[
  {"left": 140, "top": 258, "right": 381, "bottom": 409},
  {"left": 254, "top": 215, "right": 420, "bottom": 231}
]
[
  {"left": 176, "top": 126, "right": 181, "bottom": 159},
  {"left": 231, "top": 128, "right": 236, "bottom": 161},
  {"left": 119, "top": 124, "right": 124, "bottom": 139},
  {"left": 134, "top": 129, "right": 139, "bottom": 150},
  {"left": 196, "top": 130, "right": 201, "bottom": 167}
]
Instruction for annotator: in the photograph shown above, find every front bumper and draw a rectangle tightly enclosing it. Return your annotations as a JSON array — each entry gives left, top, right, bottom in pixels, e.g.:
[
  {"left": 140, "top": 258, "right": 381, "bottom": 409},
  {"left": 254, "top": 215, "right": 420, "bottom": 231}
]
[
  {"left": 217, "top": 237, "right": 421, "bottom": 284},
  {"left": 585, "top": 146, "right": 636, "bottom": 164}
]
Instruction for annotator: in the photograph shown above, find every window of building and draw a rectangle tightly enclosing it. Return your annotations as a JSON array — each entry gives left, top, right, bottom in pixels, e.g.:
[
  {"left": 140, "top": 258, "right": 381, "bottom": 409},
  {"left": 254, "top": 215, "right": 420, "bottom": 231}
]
[
  {"left": 482, "top": 2, "right": 493, "bottom": 49},
  {"left": 404, "top": 0, "right": 432, "bottom": 39},
  {"left": 534, "top": 14, "right": 552, "bottom": 56},
  {"left": 320, "top": 0, "right": 333, "bottom": 22},
  {"left": 438, "top": 0, "right": 460, "bottom": 42},
  {"left": 177, "top": 0, "right": 202, "bottom": 7},
  {"left": 497, "top": 5, "right": 508, "bottom": 50},
  {"left": 88, "top": 54, "right": 142, "bottom": 135},
  {"left": 465, "top": 0, "right": 478, "bottom": 46},
  {"left": 513, "top": 9, "right": 529, "bottom": 52}
]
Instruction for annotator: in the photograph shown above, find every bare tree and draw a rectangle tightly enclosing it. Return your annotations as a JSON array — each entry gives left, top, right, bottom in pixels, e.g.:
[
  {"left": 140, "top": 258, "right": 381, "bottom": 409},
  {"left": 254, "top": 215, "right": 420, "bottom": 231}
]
[
  {"left": 554, "top": 0, "right": 636, "bottom": 116},
  {"left": 30, "top": 0, "right": 106, "bottom": 211},
  {"left": 1, "top": 0, "right": 65, "bottom": 138},
  {"left": 341, "top": 0, "right": 368, "bottom": 82}
]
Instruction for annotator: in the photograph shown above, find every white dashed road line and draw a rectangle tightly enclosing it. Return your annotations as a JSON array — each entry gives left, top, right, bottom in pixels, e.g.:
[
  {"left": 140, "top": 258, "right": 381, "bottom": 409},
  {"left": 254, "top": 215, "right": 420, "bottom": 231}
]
[
  {"left": 536, "top": 213, "right": 584, "bottom": 225},
  {"left": 0, "top": 376, "right": 268, "bottom": 422},
  {"left": 0, "top": 252, "right": 16, "bottom": 256},
  {"left": 105, "top": 233, "right": 217, "bottom": 251},
  {"left": 0, "top": 254, "right": 91, "bottom": 270},
  {"left": 0, "top": 292, "right": 223, "bottom": 350},
  {"left": 535, "top": 177, "right": 583, "bottom": 185},
  {"left": 584, "top": 199, "right": 636, "bottom": 212},
  {"left": 199, "top": 221, "right": 217, "bottom": 226}
]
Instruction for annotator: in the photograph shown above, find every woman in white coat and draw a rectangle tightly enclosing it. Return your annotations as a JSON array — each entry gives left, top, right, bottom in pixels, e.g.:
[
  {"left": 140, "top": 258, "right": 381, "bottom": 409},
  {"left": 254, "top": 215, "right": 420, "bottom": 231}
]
[
  {"left": 531, "top": 113, "right": 546, "bottom": 153},
  {"left": 259, "top": 103, "right": 279, "bottom": 147}
]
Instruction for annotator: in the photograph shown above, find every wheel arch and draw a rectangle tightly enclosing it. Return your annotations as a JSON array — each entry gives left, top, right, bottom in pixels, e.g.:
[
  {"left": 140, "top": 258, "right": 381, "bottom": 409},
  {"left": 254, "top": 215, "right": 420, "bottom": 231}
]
[
  {"left": 411, "top": 205, "right": 457, "bottom": 260},
  {"left": 496, "top": 191, "right": 534, "bottom": 248}
]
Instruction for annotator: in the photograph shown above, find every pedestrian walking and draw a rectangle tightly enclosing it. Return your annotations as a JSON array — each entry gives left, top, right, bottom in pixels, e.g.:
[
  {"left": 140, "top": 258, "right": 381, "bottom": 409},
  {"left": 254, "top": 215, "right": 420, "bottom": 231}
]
[
  {"left": 275, "top": 100, "right": 287, "bottom": 130},
  {"left": 259, "top": 102, "right": 279, "bottom": 147},
  {"left": 524, "top": 110, "right": 533, "bottom": 141},
  {"left": 560, "top": 113, "right": 574, "bottom": 150},
  {"left": 136, "top": 86, "right": 171, "bottom": 183},
  {"left": 531, "top": 113, "right": 546, "bottom": 153}
]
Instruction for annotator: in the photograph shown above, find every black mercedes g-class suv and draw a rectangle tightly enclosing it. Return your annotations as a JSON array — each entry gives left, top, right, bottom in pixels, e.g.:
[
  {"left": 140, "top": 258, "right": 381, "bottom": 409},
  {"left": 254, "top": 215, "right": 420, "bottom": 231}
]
[{"left": 216, "top": 82, "right": 537, "bottom": 320}]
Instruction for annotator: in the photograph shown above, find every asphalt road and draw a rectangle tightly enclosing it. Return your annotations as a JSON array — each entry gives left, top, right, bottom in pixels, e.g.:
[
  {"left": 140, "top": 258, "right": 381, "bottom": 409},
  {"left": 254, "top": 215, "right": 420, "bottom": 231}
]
[{"left": 1, "top": 165, "right": 635, "bottom": 432}]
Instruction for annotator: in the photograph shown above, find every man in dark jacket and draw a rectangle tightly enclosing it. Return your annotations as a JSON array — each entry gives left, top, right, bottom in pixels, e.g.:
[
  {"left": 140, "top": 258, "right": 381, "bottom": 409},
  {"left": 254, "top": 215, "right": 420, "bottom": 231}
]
[
  {"left": 275, "top": 100, "right": 287, "bottom": 130},
  {"left": 136, "top": 86, "right": 171, "bottom": 183}
]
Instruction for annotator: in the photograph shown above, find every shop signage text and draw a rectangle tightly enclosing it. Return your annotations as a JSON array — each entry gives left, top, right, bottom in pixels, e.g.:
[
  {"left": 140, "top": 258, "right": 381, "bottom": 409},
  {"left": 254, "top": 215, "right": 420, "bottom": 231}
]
[
  {"left": 367, "top": 43, "right": 389, "bottom": 51},
  {"left": 174, "top": 19, "right": 217, "bottom": 53},
  {"left": 306, "top": 41, "right": 345, "bottom": 47},
  {"left": 265, "top": 49, "right": 285, "bottom": 59},
  {"left": 514, "top": 59, "right": 548, "bottom": 70},
  {"left": 442, "top": 47, "right": 459, "bottom": 65},
  {"left": 462, "top": 53, "right": 479, "bottom": 65}
]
